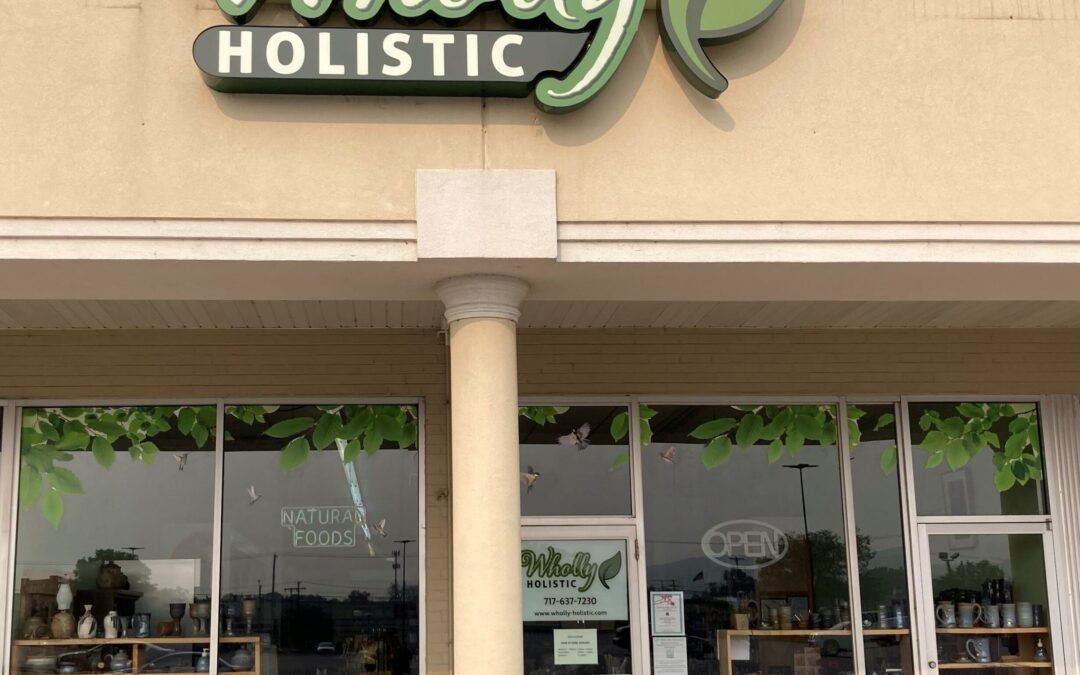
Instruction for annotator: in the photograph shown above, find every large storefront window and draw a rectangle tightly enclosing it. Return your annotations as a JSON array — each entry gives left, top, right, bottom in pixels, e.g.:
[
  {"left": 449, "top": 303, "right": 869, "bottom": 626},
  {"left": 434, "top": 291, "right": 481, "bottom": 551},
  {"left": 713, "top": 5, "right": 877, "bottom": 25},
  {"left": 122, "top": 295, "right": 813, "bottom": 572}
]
[
  {"left": 641, "top": 403, "right": 852, "bottom": 675},
  {"left": 6, "top": 401, "right": 421, "bottom": 675},
  {"left": 11, "top": 406, "right": 216, "bottom": 674},
  {"left": 222, "top": 404, "right": 421, "bottom": 674}
]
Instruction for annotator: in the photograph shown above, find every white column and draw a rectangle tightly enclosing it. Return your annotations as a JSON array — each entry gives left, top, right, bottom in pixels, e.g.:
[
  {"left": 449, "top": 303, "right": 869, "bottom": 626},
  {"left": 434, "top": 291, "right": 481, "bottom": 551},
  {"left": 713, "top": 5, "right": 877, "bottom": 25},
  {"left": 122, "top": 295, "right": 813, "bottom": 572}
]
[
  {"left": 436, "top": 274, "right": 529, "bottom": 675},
  {"left": 1043, "top": 395, "right": 1080, "bottom": 670}
]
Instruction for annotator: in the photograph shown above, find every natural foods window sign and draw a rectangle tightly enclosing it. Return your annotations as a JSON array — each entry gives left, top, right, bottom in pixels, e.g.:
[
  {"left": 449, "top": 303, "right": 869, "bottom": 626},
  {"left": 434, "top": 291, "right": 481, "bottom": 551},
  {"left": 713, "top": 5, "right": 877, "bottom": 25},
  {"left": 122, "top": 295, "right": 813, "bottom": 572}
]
[
  {"left": 522, "top": 539, "right": 628, "bottom": 621},
  {"left": 197, "top": 0, "right": 787, "bottom": 112}
]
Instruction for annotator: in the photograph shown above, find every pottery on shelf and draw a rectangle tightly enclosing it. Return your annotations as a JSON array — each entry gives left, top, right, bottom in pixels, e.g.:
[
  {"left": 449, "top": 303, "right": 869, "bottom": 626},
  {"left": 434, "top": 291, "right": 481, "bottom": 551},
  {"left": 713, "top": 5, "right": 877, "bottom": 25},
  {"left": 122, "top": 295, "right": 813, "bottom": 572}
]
[
  {"left": 21, "top": 612, "right": 46, "bottom": 639},
  {"left": 110, "top": 649, "right": 132, "bottom": 672},
  {"left": 168, "top": 602, "right": 186, "bottom": 636},
  {"left": 77, "top": 605, "right": 97, "bottom": 639},
  {"left": 56, "top": 579, "right": 73, "bottom": 611},
  {"left": 50, "top": 608, "right": 76, "bottom": 639},
  {"left": 231, "top": 644, "right": 255, "bottom": 670},
  {"left": 104, "top": 610, "right": 120, "bottom": 639}
]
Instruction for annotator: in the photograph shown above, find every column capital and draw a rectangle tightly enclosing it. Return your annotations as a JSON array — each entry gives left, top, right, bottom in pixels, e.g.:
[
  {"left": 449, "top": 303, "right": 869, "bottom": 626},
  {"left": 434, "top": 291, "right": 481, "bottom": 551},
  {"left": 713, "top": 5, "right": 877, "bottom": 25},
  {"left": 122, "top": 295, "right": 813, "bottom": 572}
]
[{"left": 435, "top": 274, "right": 529, "bottom": 323}]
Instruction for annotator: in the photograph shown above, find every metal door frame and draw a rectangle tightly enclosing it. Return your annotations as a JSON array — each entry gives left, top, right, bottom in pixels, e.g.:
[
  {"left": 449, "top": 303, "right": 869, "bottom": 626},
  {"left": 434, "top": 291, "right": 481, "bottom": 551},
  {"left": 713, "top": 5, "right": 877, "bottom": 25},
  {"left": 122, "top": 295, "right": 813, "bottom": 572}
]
[{"left": 914, "top": 521, "right": 1064, "bottom": 674}]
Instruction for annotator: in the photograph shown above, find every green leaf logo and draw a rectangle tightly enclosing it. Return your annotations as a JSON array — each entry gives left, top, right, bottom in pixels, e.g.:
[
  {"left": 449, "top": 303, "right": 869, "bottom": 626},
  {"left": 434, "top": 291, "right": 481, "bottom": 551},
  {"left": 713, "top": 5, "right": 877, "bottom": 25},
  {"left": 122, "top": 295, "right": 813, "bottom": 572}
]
[
  {"left": 659, "top": 0, "right": 784, "bottom": 97},
  {"left": 216, "top": 0, "right": 266, "bottom": 24},
  {"left": 597, "top": 551, "right": 622, "bottom": 589}
]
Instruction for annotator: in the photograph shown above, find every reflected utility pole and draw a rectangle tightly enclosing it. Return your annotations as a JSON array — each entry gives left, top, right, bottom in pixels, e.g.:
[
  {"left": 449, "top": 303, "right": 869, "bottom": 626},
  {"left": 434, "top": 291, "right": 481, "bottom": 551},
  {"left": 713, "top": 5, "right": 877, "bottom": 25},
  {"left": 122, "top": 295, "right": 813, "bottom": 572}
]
[
  {"left": 395, "top": 539, "right": 416, "bottom": 673},
  {"left": 391, "top": 551, "right": 401, "bottom": 599},
  {"left": 784, "top": 463, "right": 819, "bottom": 609}
]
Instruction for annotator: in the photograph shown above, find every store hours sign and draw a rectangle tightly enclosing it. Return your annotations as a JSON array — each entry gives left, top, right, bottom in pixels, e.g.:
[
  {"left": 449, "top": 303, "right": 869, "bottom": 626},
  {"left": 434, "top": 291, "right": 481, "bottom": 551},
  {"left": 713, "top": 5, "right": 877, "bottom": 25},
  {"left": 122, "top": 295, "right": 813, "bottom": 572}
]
[
  {"left": 522, "top": 540, "right": 628, "bottom": 621},
  {"left": 195, "top": 0, "right": 787, "bottom": 112}
]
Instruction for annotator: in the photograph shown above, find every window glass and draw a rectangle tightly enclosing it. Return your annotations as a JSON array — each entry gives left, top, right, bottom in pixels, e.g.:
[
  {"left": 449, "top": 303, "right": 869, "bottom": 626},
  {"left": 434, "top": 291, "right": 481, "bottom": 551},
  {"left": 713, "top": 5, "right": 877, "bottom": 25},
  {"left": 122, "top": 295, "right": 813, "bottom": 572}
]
[
  {"left": 927, "top": 533, "right": 1053, "bottom": 670},
  {"left": 642, "top": 404, "right": 852, "bottom": 675},
  {"left": 519, "top": 405, "right": 632, "bottom": 516},
  {"left": 221, "top": 404, "right": 420, "bottom": 674},
  {"left": 522, "top": 538, "right": 633, "bottom": 675},
  {"left": 909, "top": 402, "right": 1047, "bottom": 517},
  {"left": 849, "top": 404, "right": 914, "bottom": 673},
  {"left": 11, "top": 405, "right": 215, "bottom": 674}
]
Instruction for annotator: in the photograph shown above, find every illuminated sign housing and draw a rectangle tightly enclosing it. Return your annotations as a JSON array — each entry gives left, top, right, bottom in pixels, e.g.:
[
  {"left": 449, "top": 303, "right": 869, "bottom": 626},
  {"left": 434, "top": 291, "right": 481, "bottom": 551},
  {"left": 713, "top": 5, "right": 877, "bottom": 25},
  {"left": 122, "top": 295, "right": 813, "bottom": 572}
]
[{"left": 196, "top": 0, "right": 786, "bottom": 112}]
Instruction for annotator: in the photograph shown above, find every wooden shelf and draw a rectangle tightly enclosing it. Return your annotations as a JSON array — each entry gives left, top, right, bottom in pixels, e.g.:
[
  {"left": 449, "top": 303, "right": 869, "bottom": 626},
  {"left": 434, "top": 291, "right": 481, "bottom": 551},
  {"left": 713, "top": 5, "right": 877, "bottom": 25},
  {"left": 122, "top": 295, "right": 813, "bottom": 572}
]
[
  {"left": 939, "top": 662, "right": 1052, "bottom": 669},
  {"left": 937, "top": 628, "right": 1050, "bottom": 635},
  {"left": 12, "top": 634, "right": 261, "bottom": 675},
  {"left": 13, "top": 636, "right": 259, "bottom": 646},
  {"left": 864, "top": 628, "right": 912, "bottom": 636},
  {"left": 718, "top": 629, "right": 850, "bottom": 637}
]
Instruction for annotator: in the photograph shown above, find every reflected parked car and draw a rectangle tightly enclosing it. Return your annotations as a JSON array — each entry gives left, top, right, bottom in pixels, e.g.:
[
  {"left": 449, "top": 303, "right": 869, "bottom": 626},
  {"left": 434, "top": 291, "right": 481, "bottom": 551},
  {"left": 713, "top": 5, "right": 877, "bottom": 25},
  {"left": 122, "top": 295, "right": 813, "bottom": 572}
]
[{"left": 316, "top": 641, "right": 337, "bottom": 654}]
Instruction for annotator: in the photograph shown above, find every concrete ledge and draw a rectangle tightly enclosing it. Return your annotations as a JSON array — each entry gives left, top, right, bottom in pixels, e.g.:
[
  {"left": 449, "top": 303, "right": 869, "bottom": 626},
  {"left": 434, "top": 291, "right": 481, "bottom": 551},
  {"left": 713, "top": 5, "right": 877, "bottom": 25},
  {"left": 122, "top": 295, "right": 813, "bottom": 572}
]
[{"left": 416, "top": 170, "right": 556, "bottom": 260}]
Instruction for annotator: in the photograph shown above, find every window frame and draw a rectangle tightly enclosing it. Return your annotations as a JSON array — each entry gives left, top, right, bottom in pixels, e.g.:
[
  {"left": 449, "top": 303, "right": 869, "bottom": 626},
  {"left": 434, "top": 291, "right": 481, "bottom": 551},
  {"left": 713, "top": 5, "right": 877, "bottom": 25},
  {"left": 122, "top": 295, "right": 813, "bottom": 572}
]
[
  {"left": 522, "top": 394, "right": 1067, "bottom": 675},
  {"left": 0, "top": 397, "right": 426, "bottom": 675}
]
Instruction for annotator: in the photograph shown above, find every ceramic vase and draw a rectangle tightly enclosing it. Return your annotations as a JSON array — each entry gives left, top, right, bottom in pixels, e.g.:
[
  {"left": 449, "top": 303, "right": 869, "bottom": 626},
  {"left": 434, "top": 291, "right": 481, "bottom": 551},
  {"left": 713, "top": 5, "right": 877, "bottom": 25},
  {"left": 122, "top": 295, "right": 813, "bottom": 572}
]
[
  {"left": 104, "top": 610, "right": 120, "bottom": 639},
  {"left": 50, "top": 609, "right": 75, "bottom": 639},
  {"left": 77, "top": 605, "right": 97, "bottom": 639},
  {"left": 55, "top": 580, "right": 73, "bottom": 611}
]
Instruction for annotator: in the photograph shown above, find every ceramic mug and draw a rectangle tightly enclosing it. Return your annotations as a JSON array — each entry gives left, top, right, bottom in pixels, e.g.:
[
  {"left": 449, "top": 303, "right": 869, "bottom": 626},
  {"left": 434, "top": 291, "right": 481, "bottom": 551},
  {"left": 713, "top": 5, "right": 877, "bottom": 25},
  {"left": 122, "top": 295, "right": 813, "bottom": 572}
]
[
  {"left": 958, "top": 602, "right": 983, "bottom": 628},
  {"left": 1001, "top": 603, "right": 1018, "bottom": 628},
  {"left": 984, "top": 605, "right": 1000, "bottom": 628},
  {"left": 778, "top": 605, "right": 792, "bottom": 630},
  {"left": 936, "top": 602, "right": 957, "bottom": 627},
  {"left": 893, "top": 605, "right": 907, "bottom": 629},
  {"left": 1017, "top": 602, "right": 1034, "bottom": 628},
  {"left": 132, "top": 613, "right": 151, "bottom": 638},
  {"left": 1032, "top": 604, "right": 1044, "bottom": 627},
  {"left": 966, "top": 637, "right": 992, "bottom": 664}
]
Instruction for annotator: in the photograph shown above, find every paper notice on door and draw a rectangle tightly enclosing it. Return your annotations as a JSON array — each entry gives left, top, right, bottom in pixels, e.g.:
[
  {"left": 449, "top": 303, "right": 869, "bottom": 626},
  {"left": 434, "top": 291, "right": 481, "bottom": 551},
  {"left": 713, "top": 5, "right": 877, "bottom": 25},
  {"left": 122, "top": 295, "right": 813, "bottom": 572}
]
[
  {"left": 652, "top": 636, "right": 688, "bottom": 674},
  {"left": 553, "top": 629, "right": 598, "bottom": 665},
  {"left": 650, "top": 591, "right": 685, "bottom": 635}
]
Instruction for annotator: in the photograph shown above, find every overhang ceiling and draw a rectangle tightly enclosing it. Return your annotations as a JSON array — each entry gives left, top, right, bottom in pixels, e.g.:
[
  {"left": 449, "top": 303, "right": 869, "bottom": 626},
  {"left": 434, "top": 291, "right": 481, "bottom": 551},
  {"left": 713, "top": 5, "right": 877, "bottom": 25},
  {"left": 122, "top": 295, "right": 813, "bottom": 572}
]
[{"left": 1, "top": 300, "right": 1079, "bottom": 330}]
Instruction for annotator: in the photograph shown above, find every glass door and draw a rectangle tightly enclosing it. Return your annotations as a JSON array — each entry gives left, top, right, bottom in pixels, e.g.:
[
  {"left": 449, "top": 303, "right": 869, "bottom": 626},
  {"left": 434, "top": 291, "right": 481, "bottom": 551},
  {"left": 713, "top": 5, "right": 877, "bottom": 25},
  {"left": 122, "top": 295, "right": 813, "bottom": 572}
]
[
  {"left": 521, "top": 525, "right": 642, "bottom": 675},
  {"left": 915, "top": 523, "right": 1062, "bottom": 673}
]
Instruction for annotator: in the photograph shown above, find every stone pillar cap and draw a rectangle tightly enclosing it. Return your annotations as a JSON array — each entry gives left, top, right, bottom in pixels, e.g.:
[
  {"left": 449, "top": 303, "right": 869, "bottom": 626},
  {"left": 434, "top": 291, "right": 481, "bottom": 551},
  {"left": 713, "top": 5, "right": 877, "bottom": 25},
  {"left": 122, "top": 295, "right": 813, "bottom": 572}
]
[{"left": 436, "top": 274, "right": 529, "bottom": 323}]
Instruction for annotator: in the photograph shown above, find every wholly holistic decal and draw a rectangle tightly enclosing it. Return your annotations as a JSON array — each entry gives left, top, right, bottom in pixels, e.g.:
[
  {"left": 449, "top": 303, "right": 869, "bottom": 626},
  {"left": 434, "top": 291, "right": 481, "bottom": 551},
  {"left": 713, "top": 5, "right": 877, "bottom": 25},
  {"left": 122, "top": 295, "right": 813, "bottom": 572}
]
[{"left": 195, "top": 0, "right": 784, "bottom": 112}]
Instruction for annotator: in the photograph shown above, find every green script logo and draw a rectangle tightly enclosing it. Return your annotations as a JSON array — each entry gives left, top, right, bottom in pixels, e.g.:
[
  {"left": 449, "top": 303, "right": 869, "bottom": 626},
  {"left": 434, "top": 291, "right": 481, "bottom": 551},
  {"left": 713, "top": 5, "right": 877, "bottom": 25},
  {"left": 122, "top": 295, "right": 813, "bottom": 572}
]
[
  {"left": 198, "top": 0, "right": 783, "bottom": 111},
  {"left": 521, "top": 546, "right": 622, "bottom": 592}
]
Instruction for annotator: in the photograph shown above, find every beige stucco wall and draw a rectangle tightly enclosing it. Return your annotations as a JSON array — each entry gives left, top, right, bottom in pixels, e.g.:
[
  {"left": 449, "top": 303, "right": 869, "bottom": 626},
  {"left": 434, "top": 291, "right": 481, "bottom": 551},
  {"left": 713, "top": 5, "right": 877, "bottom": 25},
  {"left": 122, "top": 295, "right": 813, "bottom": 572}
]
[
  {"left": 2, "top": 1, "right": 1079, "bottom": 223},
  {"left": 3, "top": 327, "right": 1080, "bottom": 673}
]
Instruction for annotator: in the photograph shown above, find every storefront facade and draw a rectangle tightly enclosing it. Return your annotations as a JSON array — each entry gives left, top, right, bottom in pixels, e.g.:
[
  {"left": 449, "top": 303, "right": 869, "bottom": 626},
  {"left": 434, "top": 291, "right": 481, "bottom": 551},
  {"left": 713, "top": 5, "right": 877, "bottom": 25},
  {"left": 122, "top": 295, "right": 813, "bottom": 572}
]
[{"left": 3, "top": 1, "right": 1080, "bottom": 675}]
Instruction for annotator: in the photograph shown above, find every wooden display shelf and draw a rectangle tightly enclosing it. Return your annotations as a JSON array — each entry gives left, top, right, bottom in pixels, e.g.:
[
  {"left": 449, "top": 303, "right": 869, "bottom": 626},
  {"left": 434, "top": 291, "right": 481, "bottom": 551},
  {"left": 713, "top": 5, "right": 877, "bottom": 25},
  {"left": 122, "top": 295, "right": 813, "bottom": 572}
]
[
  {"left": 13, "top": 635, "right": 259, "bottom": 646},
  {"left": 938, "top": 662, "right": 1052, "bottom": 669},
  {"left": 864, "top": 628, "right": 912, "bottom": 636},
  {"left": 718, "top": 629, "right": 851, "bottom": 637},
  {"left": 12, "top": 635, "right": 261, "bottom": 675},
  {"left": 937, "top": 628, "right": 1050, "bottom": 635}
]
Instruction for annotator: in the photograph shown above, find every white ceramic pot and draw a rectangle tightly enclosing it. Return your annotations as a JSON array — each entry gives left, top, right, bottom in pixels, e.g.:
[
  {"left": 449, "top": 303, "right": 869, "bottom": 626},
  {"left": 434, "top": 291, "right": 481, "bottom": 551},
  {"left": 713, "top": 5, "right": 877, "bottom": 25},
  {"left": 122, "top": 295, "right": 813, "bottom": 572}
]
[{"left": 55, "top": 580, "right": 73, "bottom": 612}]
